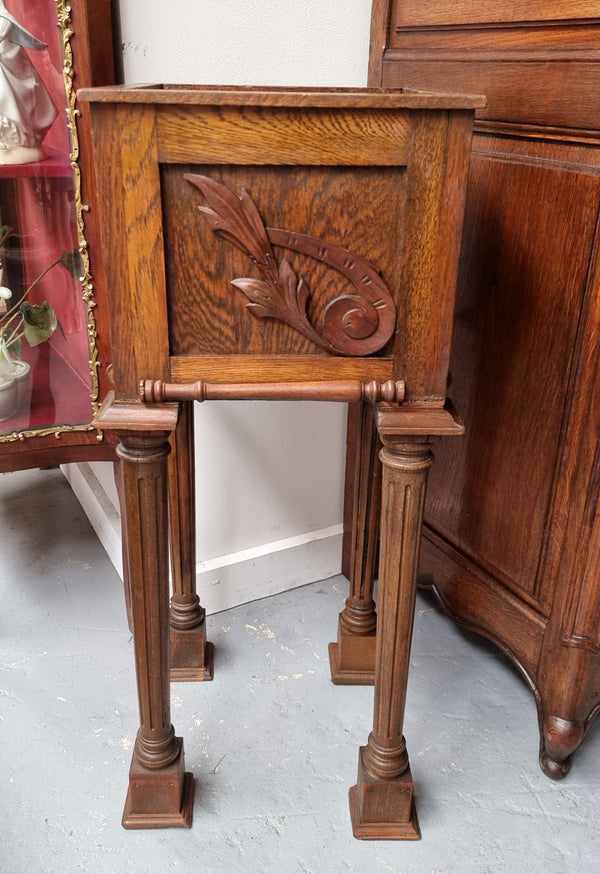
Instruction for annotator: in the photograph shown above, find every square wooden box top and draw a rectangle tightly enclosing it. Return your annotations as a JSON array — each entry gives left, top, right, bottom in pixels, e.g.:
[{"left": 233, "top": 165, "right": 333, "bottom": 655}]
[
  {"left": 79, "top": 85, "right": 483, "bottom": 407},
  {"left": 79, "top": 83, "right": 484, "bottom": 109}
]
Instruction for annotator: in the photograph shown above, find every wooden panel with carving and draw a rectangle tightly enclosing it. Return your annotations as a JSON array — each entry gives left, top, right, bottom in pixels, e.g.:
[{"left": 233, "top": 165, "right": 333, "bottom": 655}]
[{"left": 162, "top": 164, "right": 405, "bottom": 360}]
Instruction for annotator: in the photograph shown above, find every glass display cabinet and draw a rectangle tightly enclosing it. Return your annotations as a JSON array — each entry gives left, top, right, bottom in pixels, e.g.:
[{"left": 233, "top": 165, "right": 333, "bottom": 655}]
[{"left": 0, "top": 0, "right": 115, "bottom": 471}]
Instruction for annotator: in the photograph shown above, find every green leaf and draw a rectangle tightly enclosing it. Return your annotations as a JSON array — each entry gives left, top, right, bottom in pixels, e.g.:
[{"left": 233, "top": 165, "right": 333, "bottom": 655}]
[
  {"left": 20, "top": 301, "right": 58, "bottom": 346},
  {"left": 60, "top": 249, "right": 84, "bottom": 279}
]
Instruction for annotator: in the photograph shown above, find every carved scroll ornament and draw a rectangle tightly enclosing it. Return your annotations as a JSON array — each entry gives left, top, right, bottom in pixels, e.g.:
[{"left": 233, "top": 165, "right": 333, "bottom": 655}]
[{"left": 185, "top": 174, "right": 396, "bottom": 356}]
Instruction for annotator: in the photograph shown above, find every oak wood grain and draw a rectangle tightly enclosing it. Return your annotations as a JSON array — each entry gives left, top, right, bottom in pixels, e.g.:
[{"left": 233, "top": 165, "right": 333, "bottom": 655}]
[{"left": 392, "top": 0, "right": 599, "bottom": 28}]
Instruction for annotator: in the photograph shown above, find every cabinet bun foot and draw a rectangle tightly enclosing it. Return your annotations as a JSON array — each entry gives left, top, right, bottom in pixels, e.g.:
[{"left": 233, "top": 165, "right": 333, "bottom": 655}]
[{"left": 540, "top": 715, "right": 584, "bottom": 779}]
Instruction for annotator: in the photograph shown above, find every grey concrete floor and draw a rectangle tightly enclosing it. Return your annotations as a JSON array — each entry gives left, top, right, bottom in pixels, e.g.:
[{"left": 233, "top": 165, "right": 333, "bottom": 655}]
[{"left": 1, "top": 466, "right": 599, "bottom": 874}]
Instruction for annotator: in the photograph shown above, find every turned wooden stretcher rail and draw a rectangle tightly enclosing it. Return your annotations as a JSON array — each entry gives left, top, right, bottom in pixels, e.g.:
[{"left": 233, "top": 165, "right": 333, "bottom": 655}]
[{"left": 139, "top": 378, "right": 406, "bottom": 405}]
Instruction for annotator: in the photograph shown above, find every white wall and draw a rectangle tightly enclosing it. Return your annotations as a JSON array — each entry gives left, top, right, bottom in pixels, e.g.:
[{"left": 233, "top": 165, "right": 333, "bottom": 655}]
[
  {"left": 117, "top": 1, "right": 372, "bottom": 87},
  {"left": 65, "top": 0, "right": 373, "bottom": 614}
]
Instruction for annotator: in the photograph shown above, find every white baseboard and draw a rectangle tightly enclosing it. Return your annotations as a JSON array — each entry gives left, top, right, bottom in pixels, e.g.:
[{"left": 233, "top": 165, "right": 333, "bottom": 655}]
[
  {"left": 194, "top": 524, "right": 343, "bottom": 614},
  {"left": 62, "top": 461, "right": 124, "bottom": 579},
  {"left": 62, "top": 462, "right": 343, "bottom": 615}
]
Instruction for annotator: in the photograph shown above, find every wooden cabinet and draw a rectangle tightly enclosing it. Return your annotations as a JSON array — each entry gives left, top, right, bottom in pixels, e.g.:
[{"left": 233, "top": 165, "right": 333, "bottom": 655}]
[
  {"left": 368, "top": 0, "right": 600, "bottom": 776},
  {"left": 0, "top": 0, "right": 116, "bottom": 471}
]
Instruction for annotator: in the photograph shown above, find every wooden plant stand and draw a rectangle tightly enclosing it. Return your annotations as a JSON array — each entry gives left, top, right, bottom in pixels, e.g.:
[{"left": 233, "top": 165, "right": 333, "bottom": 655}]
[{"left": 80, "top": 85, "right": 481, "bottom": 837}]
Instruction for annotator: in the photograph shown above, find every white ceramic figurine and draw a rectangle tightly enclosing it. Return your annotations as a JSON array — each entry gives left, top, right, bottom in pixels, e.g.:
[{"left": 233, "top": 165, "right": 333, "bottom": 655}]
[{"left": 0, "top": 1, "right": 58, "bottom": 164}]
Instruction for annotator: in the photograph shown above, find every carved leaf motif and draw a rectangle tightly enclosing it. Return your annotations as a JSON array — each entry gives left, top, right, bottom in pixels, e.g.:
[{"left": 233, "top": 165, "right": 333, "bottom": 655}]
[
  {"left": 185, "top": 173, "right": 396, "bottom": 356},
  {"left": 194, "top": 176, "right": 277, "bottom": 280},
  {"left": 232, "top": 260, "right": 310, "bottom": 326}
]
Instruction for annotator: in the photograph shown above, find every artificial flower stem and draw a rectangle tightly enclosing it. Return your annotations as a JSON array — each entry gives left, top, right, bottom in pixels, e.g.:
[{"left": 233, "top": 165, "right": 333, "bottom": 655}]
[
  {"left": 4, "top": 329, "right": 24, "bottom": 350},
  {"left": 0, "top": 258, "right": 60, "bottom": 323}
]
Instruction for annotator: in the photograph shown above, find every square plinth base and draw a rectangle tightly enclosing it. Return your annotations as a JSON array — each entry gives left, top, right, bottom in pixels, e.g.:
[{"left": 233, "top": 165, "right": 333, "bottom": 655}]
[
  {"left": 122, "top": 740, "right": 194, "bottom": 829},
  {"left": 349, "top": 747, "right": 420, "bottom": 840},
  {"left": 328, "top": 630, "right": 376, "bottom": 685},
  {"left": 170, "top": 631, "right": 214, "bottom": 682}
]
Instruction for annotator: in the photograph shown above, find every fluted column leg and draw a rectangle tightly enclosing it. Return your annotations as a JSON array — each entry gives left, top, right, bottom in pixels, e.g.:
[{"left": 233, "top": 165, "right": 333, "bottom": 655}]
[
  {"left": 350, "top": 435, "right": 432, "bottom": 839},
  {"left": 329, "top": 401, "right": 380, "bottom": 684},
  {"left": 118, "top": 428, "right": 194, "bottom": 828},
  {"left": 169, "top": 402, "right": 214, "bottom": 681}
]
